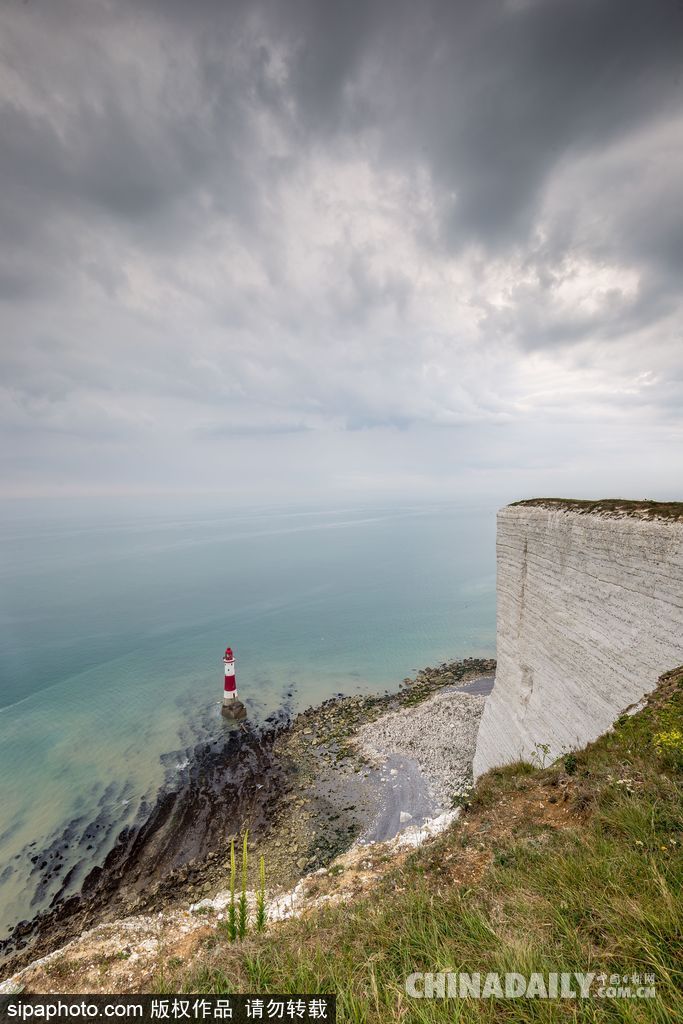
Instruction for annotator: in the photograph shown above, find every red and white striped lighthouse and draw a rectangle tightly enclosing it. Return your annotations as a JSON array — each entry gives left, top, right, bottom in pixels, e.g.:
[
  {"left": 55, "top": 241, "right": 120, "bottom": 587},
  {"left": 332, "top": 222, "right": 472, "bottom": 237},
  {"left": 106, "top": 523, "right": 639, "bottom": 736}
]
[
  {"left": 221, "top": 645, "right": 246, "bottom": 719},
  {"left": 223, "top": 646, "right": 237, "bottom": 702}
]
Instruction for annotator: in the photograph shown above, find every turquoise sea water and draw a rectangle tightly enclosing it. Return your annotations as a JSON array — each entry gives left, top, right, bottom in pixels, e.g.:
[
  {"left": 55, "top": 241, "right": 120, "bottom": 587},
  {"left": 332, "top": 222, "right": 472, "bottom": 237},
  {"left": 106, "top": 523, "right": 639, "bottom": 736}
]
[{"left": 0, "top": 499, "right": 496, "bottom": 936}]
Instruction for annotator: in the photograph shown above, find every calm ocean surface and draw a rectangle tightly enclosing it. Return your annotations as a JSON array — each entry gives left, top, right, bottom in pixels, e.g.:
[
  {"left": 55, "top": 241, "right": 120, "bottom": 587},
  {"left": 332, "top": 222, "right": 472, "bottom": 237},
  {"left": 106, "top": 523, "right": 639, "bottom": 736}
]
[{"left": 0, "top": 499, "right": 496, "bottom": 936}]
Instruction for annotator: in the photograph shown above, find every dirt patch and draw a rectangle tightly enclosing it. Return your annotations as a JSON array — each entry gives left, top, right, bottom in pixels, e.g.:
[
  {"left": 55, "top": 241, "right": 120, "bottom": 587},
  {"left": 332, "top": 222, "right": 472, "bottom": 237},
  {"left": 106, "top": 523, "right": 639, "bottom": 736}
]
[{"left": 411, "top": 759, "right": 587, "bottom": 897}]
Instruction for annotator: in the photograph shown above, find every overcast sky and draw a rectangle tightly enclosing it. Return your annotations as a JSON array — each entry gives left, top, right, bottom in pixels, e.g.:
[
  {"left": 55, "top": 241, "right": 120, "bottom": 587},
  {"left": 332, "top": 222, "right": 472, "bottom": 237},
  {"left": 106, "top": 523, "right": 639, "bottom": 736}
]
[{"left": 1, "top": 0, "right": 682, "bottom": 505}]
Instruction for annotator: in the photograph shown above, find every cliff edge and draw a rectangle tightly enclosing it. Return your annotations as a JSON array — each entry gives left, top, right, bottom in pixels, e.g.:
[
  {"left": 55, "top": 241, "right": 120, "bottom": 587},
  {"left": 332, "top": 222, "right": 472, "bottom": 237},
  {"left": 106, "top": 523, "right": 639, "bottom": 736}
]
[{"left": 473, "top": 499, "right": 683, "bottom": 777}]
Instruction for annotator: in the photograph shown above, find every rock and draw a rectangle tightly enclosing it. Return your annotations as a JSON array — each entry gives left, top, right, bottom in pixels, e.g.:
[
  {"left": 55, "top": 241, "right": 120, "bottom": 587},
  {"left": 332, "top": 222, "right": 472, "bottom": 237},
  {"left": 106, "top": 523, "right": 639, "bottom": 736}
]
[
  {"left": 399, "top": 811, "right": 412, "bottom": 824},
  {"left": 0, "top": 980, "right": 25, "bottom": 995},
  {"left": 474, "top": 504, "right": 683, "bottom": 776},
  {"left": 221, "top": 700, "right": 247, "bottom": 721},
  {"left": 357, "top": 689, "right": 486, "bottom": 807}
]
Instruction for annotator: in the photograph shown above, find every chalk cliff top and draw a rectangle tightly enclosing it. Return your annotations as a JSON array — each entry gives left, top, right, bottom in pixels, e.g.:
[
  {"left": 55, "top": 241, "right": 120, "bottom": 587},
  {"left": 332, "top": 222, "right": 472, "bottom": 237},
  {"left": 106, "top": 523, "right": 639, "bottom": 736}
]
[{"left": 508, "top": 497, "right": 683, "bottom": 521}]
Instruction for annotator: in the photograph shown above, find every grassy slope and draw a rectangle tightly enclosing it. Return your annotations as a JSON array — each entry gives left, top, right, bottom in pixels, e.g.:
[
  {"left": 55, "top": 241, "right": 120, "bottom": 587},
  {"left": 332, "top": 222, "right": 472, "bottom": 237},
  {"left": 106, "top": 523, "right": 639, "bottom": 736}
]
[{"left": 163, "top": 669, "right": 683, "bottom": 1022}]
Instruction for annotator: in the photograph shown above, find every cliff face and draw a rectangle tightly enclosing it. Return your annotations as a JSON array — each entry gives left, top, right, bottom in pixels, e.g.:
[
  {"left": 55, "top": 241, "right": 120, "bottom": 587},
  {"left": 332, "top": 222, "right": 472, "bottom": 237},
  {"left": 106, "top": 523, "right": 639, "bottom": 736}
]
[{"left": 473, "top": 503, "right": 683, "bottom": 777}]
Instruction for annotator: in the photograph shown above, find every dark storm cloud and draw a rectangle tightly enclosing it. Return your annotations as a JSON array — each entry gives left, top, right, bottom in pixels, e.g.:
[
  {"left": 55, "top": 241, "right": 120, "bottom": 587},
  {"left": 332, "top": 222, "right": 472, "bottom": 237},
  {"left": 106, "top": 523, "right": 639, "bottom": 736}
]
[
  {"left": 1, "top": 0, "right": 682, "bottom": 497},
  {"left": 150, "top": 0, "right": 683, "bottom": 248},
  {"left": 3, "top": 0, "right": 682, "bottom": 257},
  {"left": 419, "top": 0, "right": 683, "bottom": 246},
  {"left": 130, "top": 0, "right": 683, "bottom": 236}
]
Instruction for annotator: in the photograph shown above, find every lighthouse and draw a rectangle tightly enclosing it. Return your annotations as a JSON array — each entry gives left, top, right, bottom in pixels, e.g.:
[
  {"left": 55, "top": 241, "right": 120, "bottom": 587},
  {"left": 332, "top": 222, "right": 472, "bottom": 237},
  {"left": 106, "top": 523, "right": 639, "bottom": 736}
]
[{"left": 221, "top": 645, "right": 246, "bottom": 720}]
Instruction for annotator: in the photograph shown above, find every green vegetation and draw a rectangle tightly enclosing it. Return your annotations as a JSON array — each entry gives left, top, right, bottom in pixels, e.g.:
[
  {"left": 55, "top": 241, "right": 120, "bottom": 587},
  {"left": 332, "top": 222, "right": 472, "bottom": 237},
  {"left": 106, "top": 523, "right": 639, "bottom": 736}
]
[
  {"left": 531, "top": 741, "right": 552, "bottom": 769},
  {"left": 510, "top": 498, "right": 683, "bottom": 520},
  {"left": 221, "top": 832, "right": 264, "bottom": 943},
  {"left": 159, "top": 668, "right": 683, "bottom": 1021},
  {"left": 238, "top": 831, "right": 249, "bottom": 941},
  {"left": 225, "top": 839, "right": 237, "bottom": 942},
  {"left": 256, "top": 856, "right": 267, "bottom": 933}
]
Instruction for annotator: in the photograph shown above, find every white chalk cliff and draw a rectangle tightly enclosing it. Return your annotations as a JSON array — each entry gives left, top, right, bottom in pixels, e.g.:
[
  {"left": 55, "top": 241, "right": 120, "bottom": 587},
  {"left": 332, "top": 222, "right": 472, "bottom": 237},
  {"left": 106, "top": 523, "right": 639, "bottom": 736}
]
[{"left": 473, "top": 502, "right": 683, "bottom": 778}]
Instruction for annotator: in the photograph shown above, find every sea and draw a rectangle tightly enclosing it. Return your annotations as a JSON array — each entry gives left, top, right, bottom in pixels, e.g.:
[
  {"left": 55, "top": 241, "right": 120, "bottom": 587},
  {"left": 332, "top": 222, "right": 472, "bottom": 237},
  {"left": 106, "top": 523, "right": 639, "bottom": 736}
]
[{"left": 0, "top": 498, "right": 496, "bottom": 938}]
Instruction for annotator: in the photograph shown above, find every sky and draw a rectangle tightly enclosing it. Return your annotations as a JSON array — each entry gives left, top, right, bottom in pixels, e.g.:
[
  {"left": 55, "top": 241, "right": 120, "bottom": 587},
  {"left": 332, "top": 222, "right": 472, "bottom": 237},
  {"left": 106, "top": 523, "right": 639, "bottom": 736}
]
[{"left": 1, "top": 0, "right": 682, "bottom": 505}]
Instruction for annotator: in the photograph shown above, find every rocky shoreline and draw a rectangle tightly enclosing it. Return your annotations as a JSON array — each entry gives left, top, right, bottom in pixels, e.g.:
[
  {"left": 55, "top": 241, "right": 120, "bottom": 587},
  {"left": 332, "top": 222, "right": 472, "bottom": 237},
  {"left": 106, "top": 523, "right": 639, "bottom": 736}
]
[{"left": 0, "top": 656, "right": 494, "bottom": 980}]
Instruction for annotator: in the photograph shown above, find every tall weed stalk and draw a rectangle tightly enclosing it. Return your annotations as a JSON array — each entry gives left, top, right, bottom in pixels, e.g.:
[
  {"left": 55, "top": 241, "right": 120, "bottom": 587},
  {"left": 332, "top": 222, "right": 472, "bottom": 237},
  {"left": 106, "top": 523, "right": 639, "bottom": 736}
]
[
  {"left": 227, "top": 839, "right": 237, "bottom": 941},
  {"left": 256, "top": 855, "right": 267, "bottom": 932},
  {"left": 238, "top": 829, "right": 249, "bottom": 940}
]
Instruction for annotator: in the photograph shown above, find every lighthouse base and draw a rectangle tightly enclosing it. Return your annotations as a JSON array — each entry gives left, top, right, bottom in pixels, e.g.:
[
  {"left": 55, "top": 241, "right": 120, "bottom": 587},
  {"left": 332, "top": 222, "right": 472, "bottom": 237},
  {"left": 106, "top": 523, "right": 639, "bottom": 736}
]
[{"left": 221, "top": 699, "right": 247, "bottom": 721}]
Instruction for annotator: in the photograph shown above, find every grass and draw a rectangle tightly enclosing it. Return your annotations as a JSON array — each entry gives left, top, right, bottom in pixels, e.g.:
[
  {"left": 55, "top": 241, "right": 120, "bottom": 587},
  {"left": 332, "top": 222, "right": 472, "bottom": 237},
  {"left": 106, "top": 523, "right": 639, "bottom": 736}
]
[
  {"left": 509, "top": 498, "right": 683, "bottom": 520},
  {"left": 159, "top": 668, "right": 683, "bottom": 1022}
]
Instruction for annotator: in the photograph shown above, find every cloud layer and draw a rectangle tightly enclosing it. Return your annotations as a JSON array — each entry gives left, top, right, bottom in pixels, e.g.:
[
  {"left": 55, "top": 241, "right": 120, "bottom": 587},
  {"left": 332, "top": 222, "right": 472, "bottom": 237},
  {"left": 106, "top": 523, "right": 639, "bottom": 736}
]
[{"left": 1, "top": 0, "right": 682, "bottom": 500}]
